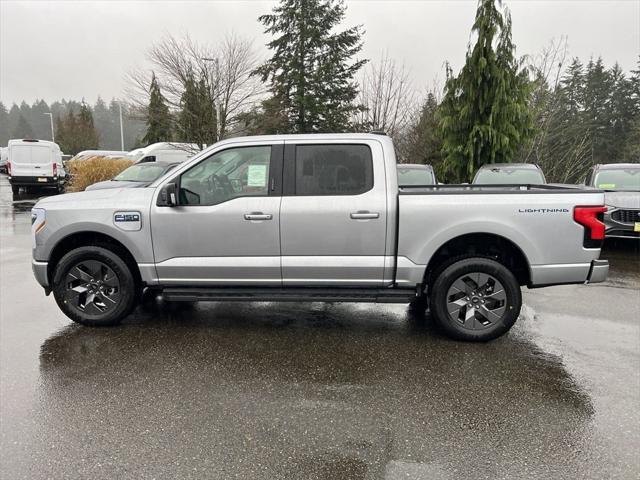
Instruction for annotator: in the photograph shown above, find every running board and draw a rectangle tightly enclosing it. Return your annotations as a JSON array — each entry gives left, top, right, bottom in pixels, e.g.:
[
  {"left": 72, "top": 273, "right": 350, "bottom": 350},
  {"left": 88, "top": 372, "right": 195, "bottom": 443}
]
[{"left": 161, "top": 287, "right": 417, "bottom": 304}]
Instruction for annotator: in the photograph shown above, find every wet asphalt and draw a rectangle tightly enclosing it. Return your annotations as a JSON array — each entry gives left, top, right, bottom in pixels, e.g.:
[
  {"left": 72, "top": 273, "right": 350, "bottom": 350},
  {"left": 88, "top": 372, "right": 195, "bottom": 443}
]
[{"left": 0, "top": 175, "right": 638, "bottom": 480}]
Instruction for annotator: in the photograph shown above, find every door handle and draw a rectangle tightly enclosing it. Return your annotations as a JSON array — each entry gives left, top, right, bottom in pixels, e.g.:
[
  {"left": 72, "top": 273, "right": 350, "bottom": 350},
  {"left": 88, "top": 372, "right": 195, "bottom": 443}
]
[
  {"left": 244, "top": 212, "right": 273, "bottom": 221},
  {"left": 350, "top": 211, "right": 379, "bottom": 220}
]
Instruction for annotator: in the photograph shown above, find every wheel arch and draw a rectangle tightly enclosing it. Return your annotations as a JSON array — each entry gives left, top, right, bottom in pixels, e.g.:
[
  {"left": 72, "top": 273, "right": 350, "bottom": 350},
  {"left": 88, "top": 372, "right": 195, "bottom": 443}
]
[
  {"left": 47, "top": 231, "right": 143, "bottom": 289},
  {"left": 422, "top": 232, "right": 532, "bottom": 289}
]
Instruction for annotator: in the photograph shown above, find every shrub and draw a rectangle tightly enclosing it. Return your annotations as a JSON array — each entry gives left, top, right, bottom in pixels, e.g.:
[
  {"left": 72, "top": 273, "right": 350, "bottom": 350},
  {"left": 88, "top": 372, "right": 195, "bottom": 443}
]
[{"left": 65, "top": 157, "right": 133, "bottom": 192}]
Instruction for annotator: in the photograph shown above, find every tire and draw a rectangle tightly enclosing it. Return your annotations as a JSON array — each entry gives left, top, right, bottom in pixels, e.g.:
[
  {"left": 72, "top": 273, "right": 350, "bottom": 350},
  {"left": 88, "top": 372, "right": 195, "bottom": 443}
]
[
  {"left": 11, "top": 185, "right": 19, "bottom": 195},
  {"left": 429, "top": 257, "right": 521, "bottom": 342},
  {"left": 52, "top": 246, "right": 138, "bottom": 326}
]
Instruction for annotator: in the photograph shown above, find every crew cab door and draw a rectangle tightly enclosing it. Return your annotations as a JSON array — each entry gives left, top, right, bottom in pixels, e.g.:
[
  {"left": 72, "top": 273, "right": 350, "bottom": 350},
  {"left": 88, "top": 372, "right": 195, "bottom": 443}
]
[
  {"left": 279, "top": 140, "right": 388, "bottom": 286},
  {"left": 150, "top": 141, "right": 283, "bottom": 285}
]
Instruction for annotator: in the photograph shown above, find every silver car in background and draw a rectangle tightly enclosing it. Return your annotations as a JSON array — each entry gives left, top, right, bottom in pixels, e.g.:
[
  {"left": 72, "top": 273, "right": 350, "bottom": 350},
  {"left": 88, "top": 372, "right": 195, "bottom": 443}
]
[
  {"left": 397, "top": 164, "right": 436, "bottom": 186},
  {"left": 85, "top": 161, "right": 181, "bottom": 191},
  {"left": 473, "top": 163, "right": 546, "bottom": 185},
  {"left": 585, "top": 163, "right": 640, "bottom": 239}
]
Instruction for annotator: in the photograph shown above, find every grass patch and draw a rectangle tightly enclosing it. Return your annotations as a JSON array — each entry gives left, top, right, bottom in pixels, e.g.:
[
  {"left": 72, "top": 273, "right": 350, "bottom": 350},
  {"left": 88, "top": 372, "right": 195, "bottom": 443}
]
[{"left": 65, "top": 157, "right": 133, "bottom": 192}]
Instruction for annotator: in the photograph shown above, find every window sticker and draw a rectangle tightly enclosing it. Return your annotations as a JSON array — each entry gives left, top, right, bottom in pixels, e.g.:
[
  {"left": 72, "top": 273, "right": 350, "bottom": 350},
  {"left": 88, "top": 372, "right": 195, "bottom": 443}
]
[
  {"left": 247, "top": 164, "right": 268, "bottom": 187},
  {"left": 598, "top": 183, "right": 616, "bottom": 189}
]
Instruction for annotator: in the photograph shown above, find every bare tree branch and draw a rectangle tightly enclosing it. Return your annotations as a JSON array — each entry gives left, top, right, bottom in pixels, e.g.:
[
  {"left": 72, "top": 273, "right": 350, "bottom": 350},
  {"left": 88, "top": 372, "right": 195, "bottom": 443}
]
[{"left": 126, "top": 32, "right": 264, "bottom": 142}]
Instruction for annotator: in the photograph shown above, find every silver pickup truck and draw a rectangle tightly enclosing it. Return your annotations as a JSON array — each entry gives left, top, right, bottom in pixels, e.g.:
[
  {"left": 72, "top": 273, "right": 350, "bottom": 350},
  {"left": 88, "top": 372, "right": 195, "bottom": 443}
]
[{"left": 31, "top": 133, "right": 609, "bottom": 341}]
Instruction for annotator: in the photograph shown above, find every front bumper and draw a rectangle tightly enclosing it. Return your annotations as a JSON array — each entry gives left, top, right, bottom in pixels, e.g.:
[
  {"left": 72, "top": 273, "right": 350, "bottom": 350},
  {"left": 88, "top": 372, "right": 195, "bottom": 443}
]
[
  {"left": 604, "top": 209, "right": 640, "bottom": 239},
  {"left": 32, "top": 260, "right": 49, "bottom": 290},
  {"left": 586, "top": 259, "right": 609, "bottom": 284}
]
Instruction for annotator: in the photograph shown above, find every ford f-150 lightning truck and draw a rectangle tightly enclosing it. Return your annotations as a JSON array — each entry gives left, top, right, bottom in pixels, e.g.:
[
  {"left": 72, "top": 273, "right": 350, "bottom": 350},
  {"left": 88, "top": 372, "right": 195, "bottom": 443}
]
[{"left": 31, "top": 134, "right": 609, "bottom": 341}]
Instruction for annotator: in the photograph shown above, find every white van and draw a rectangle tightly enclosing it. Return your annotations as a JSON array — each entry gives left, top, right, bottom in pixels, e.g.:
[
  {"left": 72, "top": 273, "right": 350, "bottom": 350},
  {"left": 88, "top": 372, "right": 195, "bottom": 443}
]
[
  {"left": 7, "top": 139, "right": 64, "bottom": 195},
  {"left": 125, "top": 142, "right": 199, "bottom": 164},
  {"left": 70, "top": 150, "right": 128, "bottom": 161}
]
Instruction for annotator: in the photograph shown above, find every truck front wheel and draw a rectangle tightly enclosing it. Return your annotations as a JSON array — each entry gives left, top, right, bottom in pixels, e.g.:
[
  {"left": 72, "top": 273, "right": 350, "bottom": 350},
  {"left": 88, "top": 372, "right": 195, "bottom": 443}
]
[
  {"left": 429, "top": 257, "right": 521, "bottom": 342},
  {"left": 52, "top": 246, "right": 138, "bottom": 326}
]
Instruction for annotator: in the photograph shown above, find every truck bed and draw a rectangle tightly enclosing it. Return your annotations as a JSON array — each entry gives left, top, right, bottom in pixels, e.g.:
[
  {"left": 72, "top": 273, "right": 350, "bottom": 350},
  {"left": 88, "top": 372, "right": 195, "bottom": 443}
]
[
  {"left": 394, "top": 184, "right": 606, "bottom": 288},
  {"left": 399, "top": 184, "right": 589, "bottom": 194}
]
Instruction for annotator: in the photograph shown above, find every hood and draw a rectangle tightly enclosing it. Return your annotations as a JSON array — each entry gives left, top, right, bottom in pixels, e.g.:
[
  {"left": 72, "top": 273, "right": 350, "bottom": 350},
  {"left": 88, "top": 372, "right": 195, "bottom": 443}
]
[
  {"left": 85, "top": 180, "right": 147, "bottom": 191},
  {"left": 604, "top": 191, "right": 640, "bottom": 209},
  {"left": 35, "top": 185, "right": 155, "bottom": 209}
]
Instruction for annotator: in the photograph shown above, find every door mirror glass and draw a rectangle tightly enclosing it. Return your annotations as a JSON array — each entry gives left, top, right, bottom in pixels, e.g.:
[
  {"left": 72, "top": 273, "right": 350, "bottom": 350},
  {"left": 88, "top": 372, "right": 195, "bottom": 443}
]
[{"left": 157, "top": 182, "right": 178, "bottom": 207}]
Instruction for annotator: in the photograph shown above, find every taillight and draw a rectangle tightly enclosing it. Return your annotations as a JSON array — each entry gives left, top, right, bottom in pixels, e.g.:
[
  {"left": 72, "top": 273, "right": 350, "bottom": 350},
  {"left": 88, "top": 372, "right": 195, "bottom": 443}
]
[
  {"left": 53, "top": 163, "right": 58, "bottom": 177},
  {"left": 6, "top": 161, "right": 10, "bottom": 176},
  {"left": 574, "top": 206, "right": 607, "bottom": 247}
]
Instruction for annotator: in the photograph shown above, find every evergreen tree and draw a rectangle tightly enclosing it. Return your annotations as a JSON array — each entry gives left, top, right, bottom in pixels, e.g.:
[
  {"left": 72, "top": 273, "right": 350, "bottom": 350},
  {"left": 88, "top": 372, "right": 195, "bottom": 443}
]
[
  {"left": 256, "top": 0, "right": 366, "bottom": 133},
  {"left": 143, "top": 73, "right": 173, "bottom": 144},
  {"left": 396, "top": 93, "right": 443, "bottom": 169},
  {"left": 56, "top": 104, "right": 99, "bottom": 154},
  {"left": 176, "top": 72, "right": 216, "bottom": 148},
  {"left": 12, "top": 115, "right": 34, "bottom": 139},
  {"left": 583, "top": 57, "right": 613, "bottom": 163},
  {"left": 30, "top": 99, "right": 52, "bottom": 140},
  {"left": 93, "top": 97, "right": 118, "bottom": 149},
  {"left": 438, "top": 0, "right": 533, "bottom": 182},
  {"left": 0, "top": 103, "right": 9, "bottom": 145}
]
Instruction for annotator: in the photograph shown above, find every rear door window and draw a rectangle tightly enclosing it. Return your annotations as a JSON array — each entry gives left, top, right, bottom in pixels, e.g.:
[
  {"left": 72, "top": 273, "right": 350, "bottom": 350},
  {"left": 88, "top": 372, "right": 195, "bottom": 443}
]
[{"left": 294, "top": 144, "right": 373, "bottom": 195}]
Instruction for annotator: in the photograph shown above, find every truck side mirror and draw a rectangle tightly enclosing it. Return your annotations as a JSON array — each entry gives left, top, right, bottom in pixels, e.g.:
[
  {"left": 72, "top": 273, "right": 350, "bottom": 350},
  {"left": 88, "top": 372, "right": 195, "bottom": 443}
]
[{"left": 157, "top": 182, "right": 178, "bottom": 207}]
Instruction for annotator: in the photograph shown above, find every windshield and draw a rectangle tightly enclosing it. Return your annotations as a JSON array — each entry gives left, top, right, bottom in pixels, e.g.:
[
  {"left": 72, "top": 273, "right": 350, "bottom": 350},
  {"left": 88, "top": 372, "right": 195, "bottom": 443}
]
[
  {"left": 397, "top": 167, "right": 435, "bottom": 186},
  {"left": 594, "top": 169, "right": 640, "bottom": 191},
  {"left": 114, "top": 164, "right": 168, "bottom": 182},
  {"left": 474, "top": 168, "right": 545, "bottom": 185}
]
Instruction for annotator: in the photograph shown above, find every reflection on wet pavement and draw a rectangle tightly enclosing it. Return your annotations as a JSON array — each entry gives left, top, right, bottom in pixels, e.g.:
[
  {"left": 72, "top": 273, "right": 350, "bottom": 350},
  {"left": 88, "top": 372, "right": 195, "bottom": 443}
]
[{"left": 0, "top": 174, "right": 638, "bottom": 479}]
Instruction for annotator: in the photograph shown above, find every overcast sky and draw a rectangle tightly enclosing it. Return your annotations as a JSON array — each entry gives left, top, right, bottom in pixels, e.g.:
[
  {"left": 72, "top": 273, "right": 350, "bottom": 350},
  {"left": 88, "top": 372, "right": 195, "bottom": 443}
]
[{"left": 1, "top": 0, "right": 638, "bottom": 106}]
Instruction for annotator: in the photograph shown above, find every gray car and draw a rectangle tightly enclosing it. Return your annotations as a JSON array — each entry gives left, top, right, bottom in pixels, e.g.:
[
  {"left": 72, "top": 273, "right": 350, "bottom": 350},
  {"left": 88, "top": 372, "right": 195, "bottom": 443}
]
[
  {"left": 85, "top": 161, "right": 180, "bottom": 191},
  {"left": 473, "top": 163, "right": 546, "bottom": 185},
  {"left": 584, "top": 163, "right": 640, "bottom": 239}
]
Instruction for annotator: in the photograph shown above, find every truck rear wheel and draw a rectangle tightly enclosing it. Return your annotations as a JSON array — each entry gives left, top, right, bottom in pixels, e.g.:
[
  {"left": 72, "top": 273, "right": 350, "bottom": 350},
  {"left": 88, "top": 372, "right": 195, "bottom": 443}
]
[
  {"left": 52, "top": 246, "right": 138, "bottom": 326},
  {"left": 429, "top": 257, "right": 521, "bottom": 342}
]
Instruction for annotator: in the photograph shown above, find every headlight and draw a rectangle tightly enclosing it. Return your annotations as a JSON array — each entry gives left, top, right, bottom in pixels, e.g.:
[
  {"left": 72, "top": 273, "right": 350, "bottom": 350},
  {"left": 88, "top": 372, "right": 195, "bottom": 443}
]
[{"left": 31, "top": 208, "right": 46, "bottom": 247}]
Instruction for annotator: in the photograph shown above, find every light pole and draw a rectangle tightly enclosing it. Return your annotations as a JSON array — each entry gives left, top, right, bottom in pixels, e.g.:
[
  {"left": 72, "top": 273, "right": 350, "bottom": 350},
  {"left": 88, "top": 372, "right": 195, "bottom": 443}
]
[
  {"left": 43, "top": 112, "right": 54, "bottom": 142},
  {"left": 118, "top": 101, "right": 125, "bottom": 151}
]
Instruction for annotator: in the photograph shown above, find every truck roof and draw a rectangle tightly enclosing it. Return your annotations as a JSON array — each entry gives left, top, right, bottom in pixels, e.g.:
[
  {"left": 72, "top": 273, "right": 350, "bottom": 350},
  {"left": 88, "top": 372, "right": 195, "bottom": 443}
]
[{"left": 216, "top": 133, "right": 393, "bottom": 145}]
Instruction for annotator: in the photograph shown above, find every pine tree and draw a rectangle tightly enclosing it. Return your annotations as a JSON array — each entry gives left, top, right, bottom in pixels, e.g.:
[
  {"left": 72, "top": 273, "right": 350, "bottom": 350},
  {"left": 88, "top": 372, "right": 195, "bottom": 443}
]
[
  {"left": 56, "top": 104, "right": 99, "bottom": 154},
  {"left": 143, "top": 73, "right": 173, "bottom": 145},
  {"left": 77, "top": 102, "right": 100, "bottom": 150},
  {"left": 0, "top": 102, "right": 9, "bottom": 145},
  {"left": 438, "top": 0, "right": 533, "bottom": 182},
  {"left": 256, "top": 0, "right": 366, "bottom": 133},
  {"left": 583, "top": 57, "right": 613, "bottom": 163},
  {"left": 176, "top": 72, "right": 216, "bottom": 148},
  {"left": 12, "top": 115, "right": 34, "bottom": 139},
  {"left": 396, "top": 93, "right": 443, "bottom": 168}
]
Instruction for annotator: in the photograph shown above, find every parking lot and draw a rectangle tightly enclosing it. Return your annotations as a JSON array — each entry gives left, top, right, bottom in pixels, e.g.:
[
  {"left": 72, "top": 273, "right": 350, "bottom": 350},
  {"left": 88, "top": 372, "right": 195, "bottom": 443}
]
[{"left": 0, "top": 174, "right": 638, "bottom": 479}]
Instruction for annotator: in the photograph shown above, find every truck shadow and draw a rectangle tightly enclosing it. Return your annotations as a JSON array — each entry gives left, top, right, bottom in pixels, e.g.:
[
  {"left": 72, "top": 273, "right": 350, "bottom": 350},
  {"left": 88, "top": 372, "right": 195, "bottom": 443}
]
[{"left": 37, "top": 300, "right": 595, "bottom": 479}]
